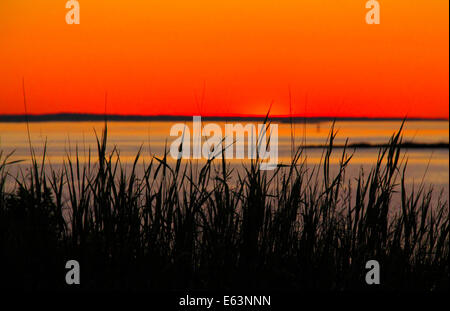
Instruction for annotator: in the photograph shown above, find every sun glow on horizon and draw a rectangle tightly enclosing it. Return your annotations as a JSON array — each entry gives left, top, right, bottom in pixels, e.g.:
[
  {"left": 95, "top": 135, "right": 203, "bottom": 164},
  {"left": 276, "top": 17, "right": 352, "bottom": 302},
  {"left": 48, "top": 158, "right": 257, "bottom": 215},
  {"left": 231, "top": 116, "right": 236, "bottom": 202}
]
[{"left": 0, "top": 0, "right": 448, "bottom": 119}]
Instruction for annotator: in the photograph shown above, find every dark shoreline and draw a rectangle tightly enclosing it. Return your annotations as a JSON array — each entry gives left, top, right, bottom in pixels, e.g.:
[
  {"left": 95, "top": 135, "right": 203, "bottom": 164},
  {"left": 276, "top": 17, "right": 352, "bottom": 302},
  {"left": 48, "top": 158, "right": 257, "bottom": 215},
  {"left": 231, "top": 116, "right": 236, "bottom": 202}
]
[
  {"left": 304, "top": 142, "right": 449, "bottom": 149},
  {"left": 0, "top": 113, "right": 448, "bottom": 123}
]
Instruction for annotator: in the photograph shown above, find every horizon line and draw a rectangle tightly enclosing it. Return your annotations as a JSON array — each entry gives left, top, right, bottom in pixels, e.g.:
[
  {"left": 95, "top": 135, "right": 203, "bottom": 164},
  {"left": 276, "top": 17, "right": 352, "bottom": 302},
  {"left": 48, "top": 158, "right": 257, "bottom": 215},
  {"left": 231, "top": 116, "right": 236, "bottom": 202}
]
[{"left": 0, "top": 112, "right": 448, "bottom": 123}]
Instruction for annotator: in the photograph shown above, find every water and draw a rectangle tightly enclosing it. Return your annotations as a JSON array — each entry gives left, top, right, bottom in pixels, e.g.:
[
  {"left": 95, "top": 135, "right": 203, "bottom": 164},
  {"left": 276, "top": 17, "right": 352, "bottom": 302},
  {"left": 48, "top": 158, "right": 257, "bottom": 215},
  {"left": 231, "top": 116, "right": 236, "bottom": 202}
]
[{"left": 0, "top": 120, "right": 448, "bottom": 201}]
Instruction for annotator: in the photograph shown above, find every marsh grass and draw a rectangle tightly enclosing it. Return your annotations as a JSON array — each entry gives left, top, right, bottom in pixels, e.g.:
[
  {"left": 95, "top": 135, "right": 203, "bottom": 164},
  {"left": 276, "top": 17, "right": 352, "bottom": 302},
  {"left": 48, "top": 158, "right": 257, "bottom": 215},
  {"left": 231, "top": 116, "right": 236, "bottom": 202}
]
[{"left": 0, "top": 121, "right": 448, "bottom": 291}]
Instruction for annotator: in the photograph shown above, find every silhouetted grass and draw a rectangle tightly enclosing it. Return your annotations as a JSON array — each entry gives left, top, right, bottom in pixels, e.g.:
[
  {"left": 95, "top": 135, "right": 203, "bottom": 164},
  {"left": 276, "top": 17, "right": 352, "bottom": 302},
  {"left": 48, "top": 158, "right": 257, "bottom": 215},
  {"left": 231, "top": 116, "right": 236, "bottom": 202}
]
[{"left": 0, "top": 122, "right": 448, "bottom": 291}]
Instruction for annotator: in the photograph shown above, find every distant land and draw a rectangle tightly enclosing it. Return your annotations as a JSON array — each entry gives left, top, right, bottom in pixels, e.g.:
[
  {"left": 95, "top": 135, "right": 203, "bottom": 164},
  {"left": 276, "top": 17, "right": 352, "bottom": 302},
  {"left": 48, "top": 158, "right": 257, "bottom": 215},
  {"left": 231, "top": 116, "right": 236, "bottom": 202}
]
[
  {"left": 304, "top": 142, "right": 449, "bottom": 149},
  {"left": 0, "top": 113, "right": 448, "bottom": 123}
]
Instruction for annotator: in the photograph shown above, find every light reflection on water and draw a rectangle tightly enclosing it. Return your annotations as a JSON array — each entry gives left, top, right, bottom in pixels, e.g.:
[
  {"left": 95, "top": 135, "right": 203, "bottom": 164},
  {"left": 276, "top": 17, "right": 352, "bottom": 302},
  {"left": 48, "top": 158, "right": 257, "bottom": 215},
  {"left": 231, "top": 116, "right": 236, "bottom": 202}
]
[{"left": 1, "top": 120, "right": 448, "bottom": 201}]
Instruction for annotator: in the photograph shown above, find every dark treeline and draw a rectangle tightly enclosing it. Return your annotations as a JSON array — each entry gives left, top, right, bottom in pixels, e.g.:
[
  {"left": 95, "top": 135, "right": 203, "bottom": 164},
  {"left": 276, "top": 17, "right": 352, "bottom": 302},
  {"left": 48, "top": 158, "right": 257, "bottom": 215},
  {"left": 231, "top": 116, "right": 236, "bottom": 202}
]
[{"left": 0, "top": 113, "right": 447, "bottom": 123}]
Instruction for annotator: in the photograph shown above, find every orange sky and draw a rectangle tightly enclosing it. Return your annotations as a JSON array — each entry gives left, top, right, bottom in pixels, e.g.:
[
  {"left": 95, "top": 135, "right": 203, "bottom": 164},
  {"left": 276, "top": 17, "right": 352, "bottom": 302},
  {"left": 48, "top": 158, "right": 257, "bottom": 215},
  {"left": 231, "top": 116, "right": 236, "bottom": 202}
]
[{"left": 0, "top": 0, "right": 448, "bottom": 118}]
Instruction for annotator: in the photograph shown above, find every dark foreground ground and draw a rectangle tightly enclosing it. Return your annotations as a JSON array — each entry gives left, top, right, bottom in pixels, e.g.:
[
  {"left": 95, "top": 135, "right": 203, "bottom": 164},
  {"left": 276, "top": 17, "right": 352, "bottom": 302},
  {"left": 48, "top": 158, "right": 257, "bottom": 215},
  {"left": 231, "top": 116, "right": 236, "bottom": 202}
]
[{"left": 0, "top": 125, "right": 448, "bottom": 291}]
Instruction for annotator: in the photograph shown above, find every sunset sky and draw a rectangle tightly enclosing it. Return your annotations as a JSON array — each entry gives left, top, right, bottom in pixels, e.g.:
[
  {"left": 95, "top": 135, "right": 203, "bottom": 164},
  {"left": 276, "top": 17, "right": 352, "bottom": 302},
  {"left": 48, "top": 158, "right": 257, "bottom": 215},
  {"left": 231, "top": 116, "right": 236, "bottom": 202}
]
[{"left": 0, "top": 0, "right": 448, "bottom": 118}]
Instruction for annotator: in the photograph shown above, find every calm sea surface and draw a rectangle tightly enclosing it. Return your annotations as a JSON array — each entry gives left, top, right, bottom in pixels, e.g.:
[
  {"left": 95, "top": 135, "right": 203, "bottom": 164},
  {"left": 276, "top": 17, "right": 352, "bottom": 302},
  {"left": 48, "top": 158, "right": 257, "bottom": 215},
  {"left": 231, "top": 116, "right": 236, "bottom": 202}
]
[{"left": 1, "top": 120, "right": 448, "bottom": 201}]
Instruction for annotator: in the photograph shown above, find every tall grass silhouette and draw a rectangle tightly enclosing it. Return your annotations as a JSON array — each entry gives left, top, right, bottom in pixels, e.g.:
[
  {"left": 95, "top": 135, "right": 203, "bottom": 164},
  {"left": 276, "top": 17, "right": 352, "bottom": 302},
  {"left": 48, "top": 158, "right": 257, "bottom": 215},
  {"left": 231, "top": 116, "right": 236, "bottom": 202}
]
[{"left": 0, "top": 121, "right": 448, "bottom": 290}]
